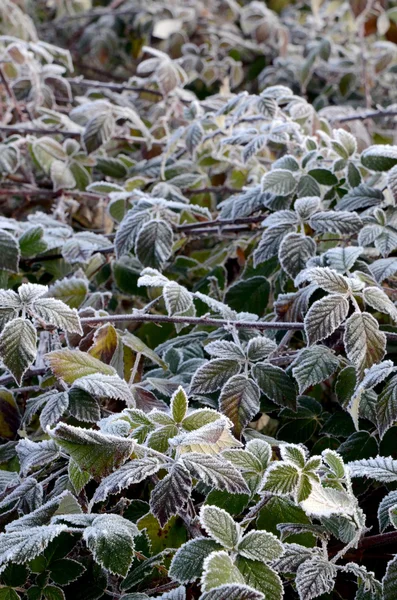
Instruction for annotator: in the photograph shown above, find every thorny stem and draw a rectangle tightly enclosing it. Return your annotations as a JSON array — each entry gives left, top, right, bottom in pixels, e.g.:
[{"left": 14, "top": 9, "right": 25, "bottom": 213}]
[
  {"left": 78, "top": 312, "right": 397, "bottom": 343},
  {"left": 332, "top": 109, "right": 397, "bottom": 123}
]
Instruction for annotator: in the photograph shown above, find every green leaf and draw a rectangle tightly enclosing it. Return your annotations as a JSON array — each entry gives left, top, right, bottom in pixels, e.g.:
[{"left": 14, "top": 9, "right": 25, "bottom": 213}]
[
  {"left": 0, "top": 318, "right": 37, "bottom": 385},
  {"left": 43, "top": 585, "right": 65, "bottom": 600},
  {"left": 19, "top": 226, "right": 47, "bottom": 258},
  {"left": 50, "top": 558, "right": 85, "bottom": 585},
  {"left": 84, "top": 514, "right": 137, "bottom": 577},
  {"left": 0, "top": 590, "right": 20, "bottom": 600},
  {"left": 46, "top": 349, "right": 116, "bottom": 383},
  {"left": 236, "top": 557, "right": 283, "bottom": 600},
  {"left": 0, "top": 230, "right": 20, "bottom": 273},
  {"left": 307, "top": 168, "right": 338, "bottom": 185},
  {"left": 50, "top": 422, "right": 135, "bottom": 478},
  {"left": 48, "top": 277, "right": 88, "bottom": 309},
  {"left": 219, "top": 375, "right": 260, "bottom": 437},
  {"left": 224, "top": 277, "right": 270, "bottom": 316},
  {"left": 344, "top": 312, "right": 386, "bottom": 378},
  {"left": 201, "top": 551, "right": 245, "bottom": 592},
  {"left": 122, "top": 332, "right": 167, "bottom": 369},
  {"left": 252, "top": 362, "right": 296, "bottom": 409},
  {"left": 171, "top": 386, "right": 188, "bottom": 423},
  {"left": 200, "top": 505, "right": 241, "bottom": 549},
  {"left": 262, "top": 462, "right": 300, "bottom": 495},
  {"left": 361, "top": 145, "right": 397, "bottom": 171}
]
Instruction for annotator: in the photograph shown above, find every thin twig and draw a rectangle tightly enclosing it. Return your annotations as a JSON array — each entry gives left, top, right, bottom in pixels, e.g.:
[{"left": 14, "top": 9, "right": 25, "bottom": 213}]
[
  {"left": 334, "top": 109, "right": 397, "bottom": 123},
  {"left": 0, "top": 125, "right": 81, "bottom": 138},
  {"left": 177, "top": 215, "right": 265, "bottom": 231},
  {"left": 67, "top": 76, "right": 163, "bottom": 98}
]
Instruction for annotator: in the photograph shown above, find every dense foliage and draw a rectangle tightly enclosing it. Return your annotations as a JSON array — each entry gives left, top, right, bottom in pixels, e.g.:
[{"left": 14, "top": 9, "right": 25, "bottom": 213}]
[{"left": 1, "top": 1, "right": 397, "bottom": 599}]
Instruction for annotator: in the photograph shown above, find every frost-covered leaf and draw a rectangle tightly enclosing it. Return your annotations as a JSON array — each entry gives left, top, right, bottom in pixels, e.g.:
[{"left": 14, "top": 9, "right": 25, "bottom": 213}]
[
  {"left": 363, "top": 287, "right": 397, "bottom": 321},
  {"left": 383, "top": 555, "right": 397, "bottom": 600},
  {"left": 201, "top": 551, "right": 245, "bottom": 592},
  {"left": 150, "top": 462, "right": 192, "bottom": 527},
  {"left": 164, "top": 282, "right": 193, "bottom": 317},
  {"left": 190, "top": 360, "right": 241, "bottom": 394},
  {"left": 254, "top": 225, "right": 294, "bottom": 265},
  {"left": 0, "top": 525, "right": 67, "bottom": 573},
  {"left": 295, "top": 558, "right": 337, "bottom": 600},
  {"left": 236, "top": 558, "right": 283, "bottom": 600},
  {"left": 219, "top": 375, "right": 260, "bottom": 437},
  {"left": 344, "top": 312, "right": 386, "bottom": 378},
  {"left": 169, "top": 538, "right": 222, "bottom": 584},
  {"left": 309, "top": 211, "right": 362, "bottom": 235},
  {"left": 262, "top": 462, "right": 300, "bottom": 495},
  {"left": 40, "top": 391, "right": 69, "bottom": 430},
  {"left": 31, "top": 298, "right": 82, "bottom": 334},
  {"left": 292, "top": 346, "right": 339, "bottom": 394},
  {"left": 135, "top": 220, "right": 173, "bottom": 269},
  {"left": 297, "top": 267, "right": 350, "bottom": 294},
  {"left": 0, "top": 318, "right": 37, "bottom": 385},
  {"left": 300, "top": 482, "right": 355, "bottom": 517},
  {"left": 83, "top": 514, "right": 137, "bottom": 576},
  {"left": 348, "top": 456, "right": 397, "bottom": 482},
  {"left": 261, "top": 169, "right": 297, "bottom": 196},
  {"left": 336, "top": 184, "right": 383, "bottom": 212},
  {"left": 199, "top": 584, "right": 264, "bottom": 600},
  {"left": 72, "top": 374, "right": 133, "bottom": 405},
  {"left": 205, "top": 341, "right": 245, "bottom": 361},
  {"left": 361, "top": 145, "right": 397, "bottom": 171},
  {"left": 272, "top": 543, "right": 318, "bottom": 573},
  {"left": 171, "top": 386, "right": 188, "bottom": 423},
  {"left": 200, "top": 505, "right": 241, "bottom": 549},
  {"left": 50, "top": 423, "right": 135, "bottom": 478},
  {"left": 17, "top": 439, "right": 59, "bottom": 476},
  {"left": 304, "top": 294, "right": 349, "bottom": 344},
  {"left": 48, "top": 277, "right": 88, "bottom": 309},
  {"left": 279, "top": 233, "right": 316, "bottom": 278},
  {"left": 170, "top": 418, "right": 240, "bottom": 455},
  {"left": 90, "top": 458, "right": 161, "bottom": 507},
  {"left": 0, "top": 230, "right": 20, "bottom": 273},
  {"left": 378, "top": 491, "right": 397, "bottom": 532},
  {"left": 237, "top": 530, "right": 283, "bottom": 562},
  {"left": 115, "top": 210, "right": 150, "bottom": 258},
  {"left": 324, "top": 247, "right": 363, "bottom": 273},
  {"left": 83, "top": 111, "right": 115, "bottom": 153},
  {"left": 376, "top": 374, "right": 397, "bottom": 438},
  {"left": 182, "top": 453, "right": 249, "bottom": 494},
  {"left": 246, "top": 337, "right": 277, "bottom": 361}
]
